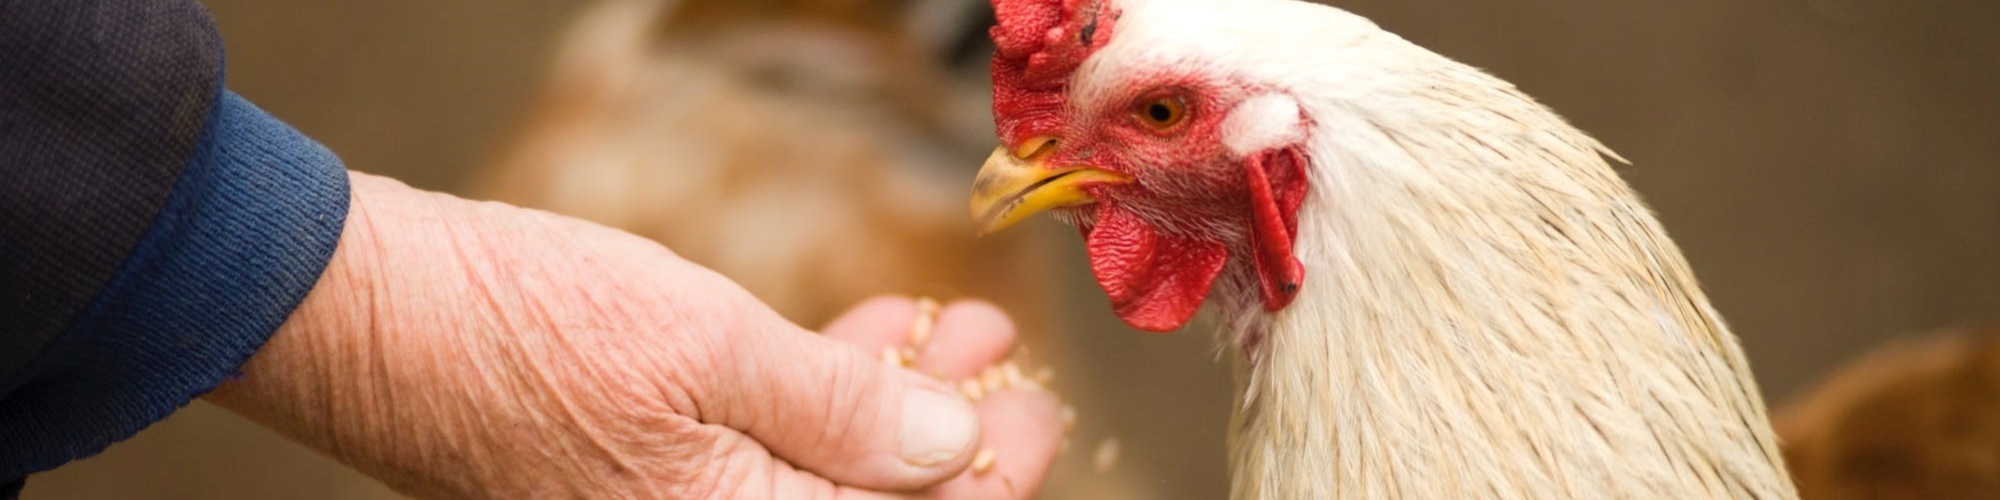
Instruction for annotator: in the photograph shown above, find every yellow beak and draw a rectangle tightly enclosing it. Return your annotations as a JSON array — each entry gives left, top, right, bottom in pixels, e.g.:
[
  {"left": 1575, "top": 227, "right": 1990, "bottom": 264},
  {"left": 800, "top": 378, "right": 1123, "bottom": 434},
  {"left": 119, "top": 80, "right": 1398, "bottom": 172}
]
[{"left": 969, "top": 137, "right": 1131, "bottom": 235}]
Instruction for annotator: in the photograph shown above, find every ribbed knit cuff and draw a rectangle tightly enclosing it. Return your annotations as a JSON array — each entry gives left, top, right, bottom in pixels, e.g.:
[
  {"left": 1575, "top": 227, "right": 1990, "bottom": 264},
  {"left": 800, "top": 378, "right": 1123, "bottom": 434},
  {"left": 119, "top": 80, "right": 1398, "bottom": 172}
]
[{"left": 0, "top": 90, "right": 349, "bottom": 479}]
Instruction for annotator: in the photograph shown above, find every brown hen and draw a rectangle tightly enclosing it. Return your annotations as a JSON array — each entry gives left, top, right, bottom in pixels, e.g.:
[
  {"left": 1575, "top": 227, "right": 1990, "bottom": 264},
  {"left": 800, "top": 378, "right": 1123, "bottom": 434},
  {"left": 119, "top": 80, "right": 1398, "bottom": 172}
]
[{"left": 1778, "top": 323, "right": 2000, "bottom": 500}]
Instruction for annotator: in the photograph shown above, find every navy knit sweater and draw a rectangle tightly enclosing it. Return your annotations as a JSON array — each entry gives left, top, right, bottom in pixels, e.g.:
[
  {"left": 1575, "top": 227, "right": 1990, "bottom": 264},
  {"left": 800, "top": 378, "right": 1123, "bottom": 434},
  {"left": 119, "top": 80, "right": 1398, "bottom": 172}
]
[{"left": 0, "top": 0, "right": 350, "bottom": 495}]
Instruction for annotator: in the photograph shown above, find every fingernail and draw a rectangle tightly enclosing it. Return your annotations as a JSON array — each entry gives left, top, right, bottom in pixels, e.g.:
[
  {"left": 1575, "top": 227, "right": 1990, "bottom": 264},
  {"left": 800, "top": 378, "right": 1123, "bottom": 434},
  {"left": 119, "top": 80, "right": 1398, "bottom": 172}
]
[{"left": 900, "top": 389, "right": 978, "bottom": 466}]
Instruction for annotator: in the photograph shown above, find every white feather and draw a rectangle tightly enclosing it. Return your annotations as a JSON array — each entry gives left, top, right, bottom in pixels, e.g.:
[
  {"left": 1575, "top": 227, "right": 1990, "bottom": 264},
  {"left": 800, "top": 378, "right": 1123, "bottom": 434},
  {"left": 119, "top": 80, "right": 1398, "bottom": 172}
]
[
  {"left": 1068, "top": 0, "right": 1799, "bottom": 498},
  {"left": 1221, "top": 94, "right": 1305, "bottom": 157}
]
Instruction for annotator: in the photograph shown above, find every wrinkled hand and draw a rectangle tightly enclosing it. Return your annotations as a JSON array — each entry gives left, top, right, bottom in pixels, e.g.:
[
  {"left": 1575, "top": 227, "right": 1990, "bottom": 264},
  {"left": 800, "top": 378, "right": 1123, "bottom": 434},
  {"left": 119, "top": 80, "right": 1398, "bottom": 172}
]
[{"left": 204, "top": 173, "right": 1064, "bottom": 499}]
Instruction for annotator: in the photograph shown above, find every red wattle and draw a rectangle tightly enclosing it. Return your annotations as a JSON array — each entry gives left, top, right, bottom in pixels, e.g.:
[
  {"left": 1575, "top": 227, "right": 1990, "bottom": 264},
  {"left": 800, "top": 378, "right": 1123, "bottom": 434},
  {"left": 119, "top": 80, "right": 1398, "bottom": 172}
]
[
  {"left": 1246, "top": 148, "right": 1309, "bottom": 311},
  {"left": 1085, "top": 205, "right": 1229, "bottom": 332}
]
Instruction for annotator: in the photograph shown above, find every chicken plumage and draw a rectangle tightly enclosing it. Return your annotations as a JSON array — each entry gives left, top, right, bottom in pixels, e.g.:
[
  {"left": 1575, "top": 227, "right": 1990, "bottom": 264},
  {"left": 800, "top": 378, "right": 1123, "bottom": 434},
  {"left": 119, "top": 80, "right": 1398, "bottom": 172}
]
[{"left": 968, "top": 0, "right": 1798, "bottom": 497}]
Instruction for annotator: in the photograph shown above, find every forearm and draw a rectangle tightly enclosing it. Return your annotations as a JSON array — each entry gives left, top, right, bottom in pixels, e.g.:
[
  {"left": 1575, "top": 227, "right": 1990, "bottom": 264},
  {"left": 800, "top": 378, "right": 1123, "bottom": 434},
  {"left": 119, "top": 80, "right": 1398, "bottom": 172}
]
[
  {"left": 205, "top": 172, "right": 467, "bottom": 494},
  {"left": 203, "top": 173, "right": 482, "bottom": 496}
]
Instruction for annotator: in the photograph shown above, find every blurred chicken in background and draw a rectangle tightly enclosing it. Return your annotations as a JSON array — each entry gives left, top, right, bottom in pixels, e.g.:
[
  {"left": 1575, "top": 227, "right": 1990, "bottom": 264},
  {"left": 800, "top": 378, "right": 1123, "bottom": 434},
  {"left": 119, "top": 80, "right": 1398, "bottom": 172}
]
[
  {"left": 471, "top": 0, "right": 1150, "bottom": 496},
  {"left": 476, "top": 0, "right": 1013, "bottom": 326},
  {"left": 1777, "top": 322, "right": 2000, "bottom": 500}
]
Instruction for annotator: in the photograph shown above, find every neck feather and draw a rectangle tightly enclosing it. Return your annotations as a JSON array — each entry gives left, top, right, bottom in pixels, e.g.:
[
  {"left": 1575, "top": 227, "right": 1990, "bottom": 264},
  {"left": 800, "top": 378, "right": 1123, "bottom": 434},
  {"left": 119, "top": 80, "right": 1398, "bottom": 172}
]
[{"left": 1219, "top": 61, "right": 1797, "bottom": 499}]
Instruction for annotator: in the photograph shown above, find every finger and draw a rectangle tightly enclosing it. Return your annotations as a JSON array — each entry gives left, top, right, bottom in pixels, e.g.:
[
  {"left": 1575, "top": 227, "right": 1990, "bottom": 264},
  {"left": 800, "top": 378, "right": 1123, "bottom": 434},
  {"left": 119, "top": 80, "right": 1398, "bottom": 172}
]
[
  {"left": 688, "top": 424, "right": 909, "bottom": 500},
  {"left": 821, "top": 295, "right": 920, "bottom": 353},
  {"left": 699, "top": 308, "right": 982, "bottom": 492},
  {"left": 705, "top": 393, "right": 1065, "bottom": 500},
  {"left": 912, "top": 300, "right": 1019, "bottom": 380},
  {"left": 923, "top": 390, "right": 1067, "bottom": 500}
]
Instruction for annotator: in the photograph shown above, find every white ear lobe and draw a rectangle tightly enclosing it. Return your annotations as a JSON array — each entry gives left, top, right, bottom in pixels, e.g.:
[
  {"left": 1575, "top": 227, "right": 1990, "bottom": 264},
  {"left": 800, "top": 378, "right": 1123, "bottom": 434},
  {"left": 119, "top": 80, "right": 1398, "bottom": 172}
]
[{"left": 1221, "top": 94, "right": 1305, "bottom": 157}]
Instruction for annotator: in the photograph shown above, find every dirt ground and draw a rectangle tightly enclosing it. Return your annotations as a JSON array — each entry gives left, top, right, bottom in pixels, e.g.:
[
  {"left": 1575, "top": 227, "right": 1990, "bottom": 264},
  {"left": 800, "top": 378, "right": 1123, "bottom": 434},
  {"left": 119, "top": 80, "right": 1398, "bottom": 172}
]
[{"left": 25, "top": 0, "right": 2000, "bottom": 498}]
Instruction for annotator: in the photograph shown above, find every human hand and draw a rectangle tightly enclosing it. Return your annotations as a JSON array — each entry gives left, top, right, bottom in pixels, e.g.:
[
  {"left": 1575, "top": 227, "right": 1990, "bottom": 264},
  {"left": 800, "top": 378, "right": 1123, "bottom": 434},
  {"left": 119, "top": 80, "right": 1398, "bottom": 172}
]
[{"left": 204, "top": 173, "right": 1065, "bottom": 499}]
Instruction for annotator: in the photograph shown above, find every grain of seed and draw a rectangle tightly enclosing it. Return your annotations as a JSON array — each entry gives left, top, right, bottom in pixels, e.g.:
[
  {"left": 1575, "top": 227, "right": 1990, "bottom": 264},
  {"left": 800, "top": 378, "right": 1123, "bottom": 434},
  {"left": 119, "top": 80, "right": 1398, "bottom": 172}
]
[
  {"left": 910, "top": 297, "right": 940, "bottom": 347},
  {"left": 971, "top": 449, "right": 997, "bottom": 473},
  {"left": 959, "top": 379, "right": 985, "bottom": 401},
  {"left": 980, "top": 366, "right": 1005, "bottom": 391},
  {"left": 882, "top": 346, "right": 904, "bottom": 367}
]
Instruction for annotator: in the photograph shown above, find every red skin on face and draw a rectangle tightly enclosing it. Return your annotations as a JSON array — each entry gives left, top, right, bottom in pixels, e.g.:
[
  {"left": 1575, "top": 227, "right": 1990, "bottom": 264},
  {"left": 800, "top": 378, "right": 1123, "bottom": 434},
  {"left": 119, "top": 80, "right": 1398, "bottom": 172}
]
[{"left": 989, "top": 0, "right": 1307, "bottom": 332}]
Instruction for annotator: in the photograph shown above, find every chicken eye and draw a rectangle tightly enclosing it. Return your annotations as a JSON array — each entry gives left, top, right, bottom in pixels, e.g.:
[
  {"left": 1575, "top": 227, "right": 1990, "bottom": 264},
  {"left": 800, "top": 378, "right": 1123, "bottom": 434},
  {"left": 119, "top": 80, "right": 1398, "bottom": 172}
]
[{"left": 1136, "top": 96, "right": 1187, "bottom": 130}]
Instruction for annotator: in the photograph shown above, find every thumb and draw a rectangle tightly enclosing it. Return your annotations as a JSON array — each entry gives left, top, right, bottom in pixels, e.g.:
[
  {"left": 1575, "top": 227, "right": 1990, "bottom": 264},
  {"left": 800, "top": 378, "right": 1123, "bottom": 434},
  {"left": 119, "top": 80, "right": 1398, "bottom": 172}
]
[{"left": 694, "top": 305, "right": 981, "bottom": 492}]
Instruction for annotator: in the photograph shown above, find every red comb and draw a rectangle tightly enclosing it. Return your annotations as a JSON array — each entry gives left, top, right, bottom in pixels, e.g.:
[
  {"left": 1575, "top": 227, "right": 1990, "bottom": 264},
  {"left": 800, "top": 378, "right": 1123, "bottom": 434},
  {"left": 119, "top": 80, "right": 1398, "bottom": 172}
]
[{"left": 989, "top": 0, "right": 1119, "bottom": 144}]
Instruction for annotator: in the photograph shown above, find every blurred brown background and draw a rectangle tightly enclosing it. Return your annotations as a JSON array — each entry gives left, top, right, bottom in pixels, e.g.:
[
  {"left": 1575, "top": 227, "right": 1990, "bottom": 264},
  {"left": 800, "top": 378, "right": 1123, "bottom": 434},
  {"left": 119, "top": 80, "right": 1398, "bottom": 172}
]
[{"left": 24, "top": 0, "right": 2000, "bottom": 498}]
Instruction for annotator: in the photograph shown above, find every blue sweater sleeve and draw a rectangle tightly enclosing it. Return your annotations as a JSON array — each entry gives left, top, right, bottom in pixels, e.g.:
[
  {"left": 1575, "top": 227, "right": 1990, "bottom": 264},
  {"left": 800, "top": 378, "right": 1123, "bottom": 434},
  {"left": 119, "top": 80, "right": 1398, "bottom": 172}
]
[{"left": 0, "top": 0, "right": 349, "bottom": 488}]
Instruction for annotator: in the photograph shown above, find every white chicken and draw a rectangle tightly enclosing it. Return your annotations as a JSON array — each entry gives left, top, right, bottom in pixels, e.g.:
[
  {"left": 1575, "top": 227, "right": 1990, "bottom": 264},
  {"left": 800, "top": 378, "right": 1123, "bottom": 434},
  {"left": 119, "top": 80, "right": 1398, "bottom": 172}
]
[{"left": 967, "top": 0, "right": 1797, "bottom": 498}]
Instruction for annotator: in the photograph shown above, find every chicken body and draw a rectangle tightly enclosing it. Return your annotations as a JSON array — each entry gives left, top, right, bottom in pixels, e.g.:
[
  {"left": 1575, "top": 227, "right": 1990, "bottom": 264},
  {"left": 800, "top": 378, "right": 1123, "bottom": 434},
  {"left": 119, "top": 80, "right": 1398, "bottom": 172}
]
[
  {"left": 1210, "top": 8, "right": 1794, "bottom": 498},
  {"left": 970, "top": 0, "right": 1797, "bottom": 497}
]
